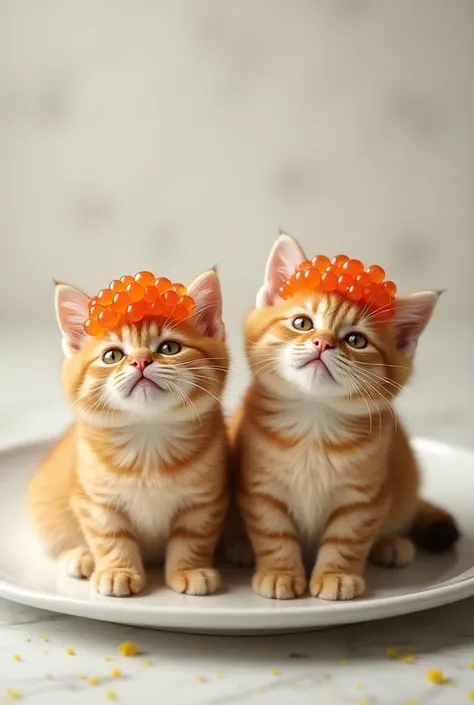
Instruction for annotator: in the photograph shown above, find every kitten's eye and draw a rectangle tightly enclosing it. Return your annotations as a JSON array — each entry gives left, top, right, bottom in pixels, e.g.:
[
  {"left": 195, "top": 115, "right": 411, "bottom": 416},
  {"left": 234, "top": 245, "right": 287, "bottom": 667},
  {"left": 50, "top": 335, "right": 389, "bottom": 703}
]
[
  {"left": 345, "top": 333, "right": 368, "bottom": 349},
  {"left": 158, "top": 340, "right": 182, "bottom": 356},
  {"left": 292, "top": 316, "right": 313, "bottom": 331},
  {"left": 102, "top": 348, "right": 125, "bottom": 364}
]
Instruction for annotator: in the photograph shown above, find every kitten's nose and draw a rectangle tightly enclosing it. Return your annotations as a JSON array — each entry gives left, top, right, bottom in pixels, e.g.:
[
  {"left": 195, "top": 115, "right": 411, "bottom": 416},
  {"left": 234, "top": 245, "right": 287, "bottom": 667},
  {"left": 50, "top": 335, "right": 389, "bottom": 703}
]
[
  {"left": 130, "top": 357, "right": 153, "bottom": 373},
  {"left": 313, "top": 337, "right": 335, "bottom": 354}
]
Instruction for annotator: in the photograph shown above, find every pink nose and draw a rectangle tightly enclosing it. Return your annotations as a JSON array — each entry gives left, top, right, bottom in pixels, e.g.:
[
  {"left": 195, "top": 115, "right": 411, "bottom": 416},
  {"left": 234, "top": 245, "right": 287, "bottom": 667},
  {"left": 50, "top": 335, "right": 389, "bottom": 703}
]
[
  {"left": 313, "top": 338, "right": 334, "bottom": 353},
  {"left": 130, "top": 357, "right": 153, "bottom": 373}
]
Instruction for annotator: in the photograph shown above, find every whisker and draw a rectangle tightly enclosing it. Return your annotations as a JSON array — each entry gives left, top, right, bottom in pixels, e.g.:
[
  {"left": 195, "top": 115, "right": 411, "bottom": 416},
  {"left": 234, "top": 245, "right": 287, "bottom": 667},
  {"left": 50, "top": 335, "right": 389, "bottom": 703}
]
[
  {"left": 352, "top": 364, "right": 408, "bottom": 393},
  {"left": 353, "top": 361, "right": 411, "bottom": 370},
  {"left": 164, "top": 379, "right": 201, "bottom": 423},
  {"left": 333, "top": 365, "right": 374, "bottom": 435},
  {"left": 181, "top": 379, "right": 225, "bottom": 408}
]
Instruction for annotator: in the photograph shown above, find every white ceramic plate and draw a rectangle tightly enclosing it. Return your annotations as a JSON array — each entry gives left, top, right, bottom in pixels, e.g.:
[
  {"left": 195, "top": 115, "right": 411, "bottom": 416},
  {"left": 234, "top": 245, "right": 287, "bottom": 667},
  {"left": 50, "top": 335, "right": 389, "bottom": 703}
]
[{"left": 1, "top": 438, "right": 473, "bottom": 634}]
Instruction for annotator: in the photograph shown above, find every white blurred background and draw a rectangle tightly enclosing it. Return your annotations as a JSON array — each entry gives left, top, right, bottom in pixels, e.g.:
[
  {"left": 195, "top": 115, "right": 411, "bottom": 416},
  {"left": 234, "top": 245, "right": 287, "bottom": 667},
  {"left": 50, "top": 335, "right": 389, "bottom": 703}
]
[{"left": 1, "top": 0, "right": 473, "bottom": 445}]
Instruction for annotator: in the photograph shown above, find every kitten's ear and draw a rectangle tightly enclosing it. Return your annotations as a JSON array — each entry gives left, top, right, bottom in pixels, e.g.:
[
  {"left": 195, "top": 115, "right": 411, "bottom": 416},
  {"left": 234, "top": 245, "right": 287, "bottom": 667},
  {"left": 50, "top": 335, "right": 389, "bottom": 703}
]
[
  {"left": 256, "top": 233, "right": 306, "bottom": 308},
  {"left": 392, "top": 290, "right": 441, "bottom": 356},
  {"left": 187, "top": 268, "right": 224, "bottom": 339},
  {"left": 55, "top": 283, "right": 90, "bottom": 357}
]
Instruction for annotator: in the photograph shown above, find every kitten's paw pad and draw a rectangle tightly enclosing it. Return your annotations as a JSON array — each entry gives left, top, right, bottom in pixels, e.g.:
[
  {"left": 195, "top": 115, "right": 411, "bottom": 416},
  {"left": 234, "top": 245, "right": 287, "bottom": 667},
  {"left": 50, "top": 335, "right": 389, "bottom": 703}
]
[
  {"left": 61, "top": 547, "right": 94, "bottom": 579},
  {"left": 253, "top": 571, "right": 307, "bottom": 600},
  {"left": 225, "top": 537, "right": 254, "bottom": 566},
  {"left": 371, "top": 535, "right": 415, "bottom": 567},
  {"left": 310, "top": 572, "right": 364, "bottom": 600},
  {"left": 91, "top": 568, "right": 146, "bottom": 597},
  {"left": 168, "top": 568, "right": 221, "bottom": 596}
]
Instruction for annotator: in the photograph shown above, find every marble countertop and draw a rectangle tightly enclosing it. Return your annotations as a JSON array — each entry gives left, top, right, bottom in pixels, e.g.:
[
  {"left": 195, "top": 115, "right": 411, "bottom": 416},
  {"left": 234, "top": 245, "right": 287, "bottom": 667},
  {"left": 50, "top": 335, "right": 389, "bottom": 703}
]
[
  {"left": 2, "top": 599, "right": 474, "bottom": 705},
  {"left": 1, "top": 325, "right": 473, "bottom": 705}
]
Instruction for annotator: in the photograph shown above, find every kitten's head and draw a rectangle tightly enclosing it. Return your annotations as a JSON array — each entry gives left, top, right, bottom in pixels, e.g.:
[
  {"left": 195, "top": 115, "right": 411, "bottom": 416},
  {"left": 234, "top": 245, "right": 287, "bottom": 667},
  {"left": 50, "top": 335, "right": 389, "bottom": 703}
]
[
  {"left": 56, "top": 269, "right": 228, "bottom": 422},
  {"left": 245, "top": 234, "right": 440, "bottom": 403}
]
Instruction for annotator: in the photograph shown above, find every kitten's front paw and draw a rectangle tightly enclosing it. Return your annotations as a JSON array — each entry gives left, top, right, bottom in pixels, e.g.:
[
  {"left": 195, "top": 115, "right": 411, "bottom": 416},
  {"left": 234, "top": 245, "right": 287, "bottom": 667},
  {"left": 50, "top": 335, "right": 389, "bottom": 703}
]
[
  {"left": 167, "top": 568, "right": 221, "bottom": 596},
  {"left": 253, "top": 571, "right": 307, "bottom": 600},
  {"left": 60, "top": 547, "right": 94, "bottom": 579},
  {"left": 371, "top": 535, "right": 415, "bottom": 567},
  {"left": 310, "top": 572, "right": 364, "bottom": 600},
  {"left": 91, "top": 568, "right": 146, "bottom": 597}
]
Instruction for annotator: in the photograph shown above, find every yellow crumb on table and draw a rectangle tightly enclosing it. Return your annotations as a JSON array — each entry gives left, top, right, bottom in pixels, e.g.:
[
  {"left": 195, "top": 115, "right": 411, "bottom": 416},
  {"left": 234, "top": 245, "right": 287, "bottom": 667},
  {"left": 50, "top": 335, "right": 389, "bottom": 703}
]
[
  {"left": 42, "top": 651, "right": 49, "bottom": 656},
  {"left": 340, "top": 658, "right": 350, "bottom": 666},
  {"left": 195, "top": 675, "right": 207, "bottom": 683},
  {"left": 270, "top": 669, "right": 280, "bottom": 677},
  {"left": 111, "top": 669, "right": 122, "bottom": 678},
  {"left": 77, "top": 674, "right": 86, "bottom": 680},
  {"left": 144, "top": 660, "right": 152, "bottom": 667},
  {"left": 65, "top": 648, "right": 75, "bottom": 656},
  {"left": 88, "top": 677, "right": 100, "bottom": 686},
  {"left": 5, "top": 689, "right": 22, "bottom": 703},
  {"left": 104, "top": 657, "right": 111, "bottom": 663},
  {"left": 216, "top": 671, "right": 224, "bottom": 679},
  {"left": 355, "top": 682, "right": 364, "bottom": 689},
  {"left": 105, "top": 691, "right": 117, "bottom": 701},
  {"left": 406, "top": 700, "right": 420, "bottom": 705},
  {"left": 402, "top": 655, "right": 415, "bottom": 664},
  {"left": 118, "top": 642, "right": 138, "bottom": 657},
  {"left": 469, "top": 663, "right": 474, "bottom": 669},
  {"left": 13, "top": 655, "right": 21, "bottom": 662},
  {"left": 386, "top": 647, "right": 399, "bottom": 659},
  {"left": 469, "top": 690, "right": 474, "bottom": 702},
  {"left": 40, "top": 636, "right": 49, "bottom": 643},
  {"left": 25, "top": 638, "right": 32, "bottom": 644},
  {"left": 44, "top": 674, "right": 53, "bottom": 680},
  {"left": 357, "top": 699, "right": 369, "bottom": 705},
  {"left": 426, "top": 668, "right": 448, "bottom": 685}
]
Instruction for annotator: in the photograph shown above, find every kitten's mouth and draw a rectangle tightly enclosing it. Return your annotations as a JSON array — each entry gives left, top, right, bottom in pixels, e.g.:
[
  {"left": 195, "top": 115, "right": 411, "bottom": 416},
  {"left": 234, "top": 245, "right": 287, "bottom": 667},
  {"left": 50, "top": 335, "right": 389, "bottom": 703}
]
[
  {"left": 300, "top": 357, "right": 334, "bottom": 379},
  {"left": 127, "top": 377, "right": 166, "bottom": 396}
]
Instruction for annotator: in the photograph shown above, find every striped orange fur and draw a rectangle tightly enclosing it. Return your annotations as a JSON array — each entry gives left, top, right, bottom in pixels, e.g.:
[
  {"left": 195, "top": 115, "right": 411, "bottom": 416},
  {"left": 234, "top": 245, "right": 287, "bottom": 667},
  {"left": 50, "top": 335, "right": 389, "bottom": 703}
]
[
  {"left": 26, "top": 269, "right": 229, "bottom": 597},
  {"left": 232, "top": 234, "right": 459, "bottom": 600}
]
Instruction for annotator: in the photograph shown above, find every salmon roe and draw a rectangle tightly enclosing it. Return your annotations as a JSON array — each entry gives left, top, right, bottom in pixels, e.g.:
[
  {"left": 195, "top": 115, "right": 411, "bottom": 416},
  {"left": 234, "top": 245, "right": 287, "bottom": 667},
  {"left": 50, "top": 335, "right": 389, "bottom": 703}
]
[
  {"left": 278, "top": 255, "right": 397, "bottom": 321},
  {"left": 84, "top": 271, "right": 196, "bottom": 336}
]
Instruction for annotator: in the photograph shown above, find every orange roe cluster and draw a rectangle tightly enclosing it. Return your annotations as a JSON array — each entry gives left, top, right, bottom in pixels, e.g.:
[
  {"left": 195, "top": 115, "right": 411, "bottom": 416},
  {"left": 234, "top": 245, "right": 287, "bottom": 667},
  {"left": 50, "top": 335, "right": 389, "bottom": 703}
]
[
  {"left": 279, "top": 254, "right": 397, "bottom": 321},
  {"left": 83, "top": 271, "right": 195, "bottom": 336}
]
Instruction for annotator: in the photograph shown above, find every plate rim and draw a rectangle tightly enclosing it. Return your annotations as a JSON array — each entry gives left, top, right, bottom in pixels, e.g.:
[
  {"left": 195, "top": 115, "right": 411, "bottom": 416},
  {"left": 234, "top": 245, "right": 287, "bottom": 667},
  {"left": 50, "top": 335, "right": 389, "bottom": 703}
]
[{"left": 1, "top": 435, "right": 474, "bottom": 629}]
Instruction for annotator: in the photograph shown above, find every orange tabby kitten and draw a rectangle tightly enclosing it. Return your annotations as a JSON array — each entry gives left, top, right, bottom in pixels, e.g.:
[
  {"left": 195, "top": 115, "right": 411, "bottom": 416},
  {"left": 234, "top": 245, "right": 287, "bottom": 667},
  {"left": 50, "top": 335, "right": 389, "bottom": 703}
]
[
  {"left": 27, "top": 269, "right": 229, "bottom": 597},
  {"left": 233, "top": 234, "right": 459, "bottom": 600}
]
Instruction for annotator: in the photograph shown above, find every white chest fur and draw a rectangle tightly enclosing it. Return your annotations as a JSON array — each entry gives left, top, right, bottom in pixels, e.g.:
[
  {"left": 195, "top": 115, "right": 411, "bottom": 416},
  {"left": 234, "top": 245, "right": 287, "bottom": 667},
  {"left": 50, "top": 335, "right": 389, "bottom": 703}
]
[
  {"left": 252, "top": 398, "right": 373, "bottom": 547},
  {"left": 107, "top": 420, "right": 199, "bottom": 562},
  {"left": 112, "top": 419, "right": 195, "bottom": 471},
  {"left": 116, "top": 483, "right": 194, "bottom": 563}
]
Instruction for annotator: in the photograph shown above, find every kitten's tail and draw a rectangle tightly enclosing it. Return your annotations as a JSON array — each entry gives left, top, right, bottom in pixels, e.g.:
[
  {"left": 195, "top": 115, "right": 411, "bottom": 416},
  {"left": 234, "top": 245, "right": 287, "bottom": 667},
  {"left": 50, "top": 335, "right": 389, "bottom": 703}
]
[{"left": 410, "top": 500, "right": 460, "bottom": 553}]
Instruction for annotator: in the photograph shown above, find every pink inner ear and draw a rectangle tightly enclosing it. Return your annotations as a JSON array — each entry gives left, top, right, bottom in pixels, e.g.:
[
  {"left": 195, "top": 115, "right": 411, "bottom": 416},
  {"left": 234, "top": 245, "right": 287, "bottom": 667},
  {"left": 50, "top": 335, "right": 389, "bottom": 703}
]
[
  {"left": 187, "top": 269, "right": 224, "bottom": 338},
  {"left": 258, "top": 234, "right": 306, "bottom": 307},
  {"left": 55, "top": 284, "right": 90, "bottom": 352},
  {"left": 393, "top": 291, "right": 439, "bottom": 354}
]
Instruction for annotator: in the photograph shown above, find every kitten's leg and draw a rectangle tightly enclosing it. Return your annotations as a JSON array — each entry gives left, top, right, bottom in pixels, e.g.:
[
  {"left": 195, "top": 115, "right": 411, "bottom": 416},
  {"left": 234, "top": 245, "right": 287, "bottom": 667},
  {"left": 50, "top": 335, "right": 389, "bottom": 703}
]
[
  {"left": 165, "top": 492, "right": 228, "bottom": 596},
  {"left": 240, "top": 493, "right": 306, "bottom": 600},
  {"left": 371, "top": 534, "right": 416, "bottom": 567},
  {"left": 310, "top": 489, "right": 388, "bottom": 601},
  {"left": 72, "top": 494, "right": 145, "bottom": 597}
]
